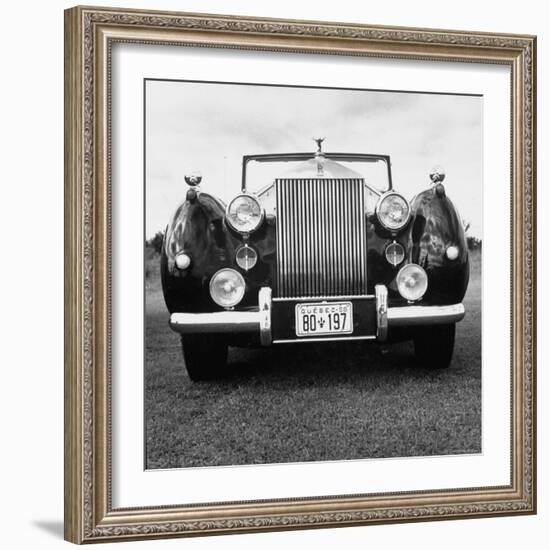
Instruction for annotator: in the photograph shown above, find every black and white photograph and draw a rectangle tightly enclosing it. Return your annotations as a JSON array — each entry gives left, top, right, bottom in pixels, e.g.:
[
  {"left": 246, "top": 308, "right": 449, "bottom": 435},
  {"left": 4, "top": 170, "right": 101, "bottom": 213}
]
[
  {"left": 144, "top": 79, "right": 482, "bottom": 470},
  {"left": 57, "top": 2, "right": 540, "bottom": 544}
]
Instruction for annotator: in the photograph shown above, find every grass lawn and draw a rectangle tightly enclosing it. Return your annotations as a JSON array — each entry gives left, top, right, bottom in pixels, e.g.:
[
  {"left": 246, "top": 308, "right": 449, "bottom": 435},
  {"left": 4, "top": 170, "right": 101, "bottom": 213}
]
[{"left": 144, "top": 249, "right": 481, "bottom": 469}]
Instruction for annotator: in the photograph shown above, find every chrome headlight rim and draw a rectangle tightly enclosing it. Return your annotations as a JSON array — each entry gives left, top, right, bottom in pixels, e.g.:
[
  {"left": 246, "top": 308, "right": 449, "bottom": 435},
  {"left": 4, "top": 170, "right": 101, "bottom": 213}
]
[
  {"left": 396, "top": 263, "right": 428, "bottom": 302},
  {"left": 235, "top": 244, "right": 258, "bottom": 271},
  {"left": 375, "top": 191, "right": 411, "bottom": 232},
  {"left": 225, "top": 193, "right": 265, "bottom": 235},
  {"left": 384, "top": 241, "right": 405, "bottom": 267},
  {"left": 209, "top": 268, "right": 246, "bottom": 309}
]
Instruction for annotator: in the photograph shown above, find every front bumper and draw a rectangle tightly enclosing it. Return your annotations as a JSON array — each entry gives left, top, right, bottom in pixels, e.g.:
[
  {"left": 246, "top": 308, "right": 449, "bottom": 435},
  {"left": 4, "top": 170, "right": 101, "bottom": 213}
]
[
  {"left": 169, "top": 285, "right": 465, "bottom": 345},
  {"left": 170, "top": 288, "right": 272, "bottom": 345}
]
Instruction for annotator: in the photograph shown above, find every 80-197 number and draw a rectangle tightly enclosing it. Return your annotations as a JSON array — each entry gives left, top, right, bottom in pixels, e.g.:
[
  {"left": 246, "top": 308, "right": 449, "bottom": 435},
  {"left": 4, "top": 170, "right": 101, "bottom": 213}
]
[
  {"left": 301, "top": 312, "right": 347, "bottom": 333},
  {"left": 295, "top": 302, "right": 353, "bottom": 337}
]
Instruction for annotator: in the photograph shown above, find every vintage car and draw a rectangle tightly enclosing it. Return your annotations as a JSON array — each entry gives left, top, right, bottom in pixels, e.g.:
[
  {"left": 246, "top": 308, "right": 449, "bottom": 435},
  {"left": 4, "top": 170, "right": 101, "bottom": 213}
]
[{"left": 161, "top": 140, "right": 469, "bottom": 380}]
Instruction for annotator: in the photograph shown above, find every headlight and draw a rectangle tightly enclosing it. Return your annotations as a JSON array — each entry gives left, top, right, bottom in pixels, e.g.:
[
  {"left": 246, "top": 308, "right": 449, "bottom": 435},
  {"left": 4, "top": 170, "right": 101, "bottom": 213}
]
[
  {"left": 396, "top": 264, "right": 428, "bottom": 302},
  {"left": 209, "top": 268, "right": 245, "bottom": 308},
  {"left": 376, "top": 192, "right": 410, "bottom": 231},
  {"left": 226, "top": 194, "right": 264, "bottom": 234}
]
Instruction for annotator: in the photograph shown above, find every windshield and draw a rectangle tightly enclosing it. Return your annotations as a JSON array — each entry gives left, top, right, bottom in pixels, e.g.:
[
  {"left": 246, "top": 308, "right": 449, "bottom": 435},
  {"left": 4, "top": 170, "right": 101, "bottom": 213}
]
[{"left": 243, "top": 155, "right": 391, "bottom": 195}]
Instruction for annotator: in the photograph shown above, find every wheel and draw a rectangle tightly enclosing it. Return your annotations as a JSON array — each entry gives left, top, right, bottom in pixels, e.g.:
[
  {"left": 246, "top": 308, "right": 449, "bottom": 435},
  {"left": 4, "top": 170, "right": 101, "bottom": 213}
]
[
  {"left": 181, "top": 334, "right": 228, "bottom": 381},
  {"left": 413, "top": 323, "right": 456, "bottom": 369}
]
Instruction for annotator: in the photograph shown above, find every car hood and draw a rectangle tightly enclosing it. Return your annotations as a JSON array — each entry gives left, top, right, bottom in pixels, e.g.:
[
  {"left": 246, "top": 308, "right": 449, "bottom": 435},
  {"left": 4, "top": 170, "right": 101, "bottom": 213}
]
[{"left": 279, "top": 156, "right": 364, "bottom": 180}]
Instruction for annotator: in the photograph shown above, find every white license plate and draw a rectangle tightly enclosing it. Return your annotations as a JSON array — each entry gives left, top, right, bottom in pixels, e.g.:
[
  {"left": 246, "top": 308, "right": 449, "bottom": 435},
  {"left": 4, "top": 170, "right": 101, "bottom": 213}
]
[{"left": 295, "top": 302, "right": 353, "bottom": 337}]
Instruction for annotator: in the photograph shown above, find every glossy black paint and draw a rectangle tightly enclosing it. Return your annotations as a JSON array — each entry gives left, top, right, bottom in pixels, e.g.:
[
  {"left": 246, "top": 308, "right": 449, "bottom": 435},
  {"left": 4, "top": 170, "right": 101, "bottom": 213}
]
[
  {"left": 161, "top": 192, "right": 277, "bottom": 314},
  {"left": 161, "top": 179, "right": 469, "bottom": 325},
  {"left": 407, "top": 184, "right": 469, "bottom": 306},
  {"left": 365, "top": 213, "right": 410, "bottom": 295}
]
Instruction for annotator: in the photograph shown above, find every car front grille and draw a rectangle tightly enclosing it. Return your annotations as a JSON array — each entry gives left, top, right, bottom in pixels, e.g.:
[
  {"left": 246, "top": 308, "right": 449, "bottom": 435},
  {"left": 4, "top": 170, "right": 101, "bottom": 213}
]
[{"left": 275, "top": 178, "right": 367, "bottom": 298}]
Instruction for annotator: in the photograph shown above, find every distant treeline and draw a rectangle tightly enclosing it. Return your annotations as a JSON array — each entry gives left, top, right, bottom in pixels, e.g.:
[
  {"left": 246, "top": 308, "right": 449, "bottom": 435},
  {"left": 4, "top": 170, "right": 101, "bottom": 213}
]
[
  {"left": 146, "top": 231, "right": 165, "bottom": 254},
  {"left": 466, "top": 236, "right": 482, "bottom": 250}
]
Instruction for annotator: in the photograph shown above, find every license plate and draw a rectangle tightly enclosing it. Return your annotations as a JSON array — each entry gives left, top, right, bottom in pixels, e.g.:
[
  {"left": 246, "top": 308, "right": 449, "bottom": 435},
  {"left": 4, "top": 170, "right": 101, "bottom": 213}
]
[{"left": 295, "top": 302, "right": 353, "bottom": 337}]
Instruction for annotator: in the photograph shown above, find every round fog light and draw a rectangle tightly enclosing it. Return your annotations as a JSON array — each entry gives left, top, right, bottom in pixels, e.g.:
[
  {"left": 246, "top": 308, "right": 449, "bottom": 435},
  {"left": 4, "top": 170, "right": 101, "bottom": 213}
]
[
  {"left": 446, "top": 245, "right": 459, "bottom": 260},
  {"left": 210, "top": 268, "right": 245, "bottom": 308},
  {"left": 396, "top": 263, "right": 428, "bottom": 302},
  {"left": 236, "top": 244, "right": 258, "bottom": 271},
  {"left": 385, "top": 241, "right": 405, "bottom": 266},
  {"left": 175, "top": 252, "right": 191, "bottom": 270}
]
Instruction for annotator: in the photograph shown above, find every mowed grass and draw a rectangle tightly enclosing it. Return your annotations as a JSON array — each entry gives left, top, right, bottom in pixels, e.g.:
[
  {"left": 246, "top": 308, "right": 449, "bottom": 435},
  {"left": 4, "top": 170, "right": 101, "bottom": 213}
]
[{"left": 145, "top": 250, "right": 481, "bottom": 469}]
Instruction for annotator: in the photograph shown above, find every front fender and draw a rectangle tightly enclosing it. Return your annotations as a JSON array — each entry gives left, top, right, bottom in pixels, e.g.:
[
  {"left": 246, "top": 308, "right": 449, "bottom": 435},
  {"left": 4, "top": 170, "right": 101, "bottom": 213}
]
[
  {"left": 161, "top": 191, "right": 235, "bottom": 313},
  {"left": 161, "top": 191, "right": 276, "bottom": 314},
  {"left": 409, "top": 183, "right": 469, "bottom": 305}
]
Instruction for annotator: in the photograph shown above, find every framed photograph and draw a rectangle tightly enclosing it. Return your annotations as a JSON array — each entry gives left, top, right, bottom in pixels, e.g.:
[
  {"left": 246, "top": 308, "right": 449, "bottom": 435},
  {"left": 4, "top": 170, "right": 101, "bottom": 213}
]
[{"left": 64, "top": 5, "right": 537, "bottom": 543}]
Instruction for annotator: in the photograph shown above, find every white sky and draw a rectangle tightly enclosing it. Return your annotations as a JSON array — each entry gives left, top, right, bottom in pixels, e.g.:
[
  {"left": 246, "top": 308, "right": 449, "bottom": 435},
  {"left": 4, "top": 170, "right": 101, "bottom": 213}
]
[{"left": 145, "top": 80, "right": 482, "bottom": 238}]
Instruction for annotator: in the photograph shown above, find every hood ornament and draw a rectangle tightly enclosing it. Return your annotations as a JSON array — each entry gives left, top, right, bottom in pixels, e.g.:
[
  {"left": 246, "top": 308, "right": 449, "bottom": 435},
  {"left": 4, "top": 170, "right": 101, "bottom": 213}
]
[
  {"left": 314, "top": 137, "right": 325, "bottom": 155},
  {"left": 313, "top": 137, "right": 326, "bottom": 177}
]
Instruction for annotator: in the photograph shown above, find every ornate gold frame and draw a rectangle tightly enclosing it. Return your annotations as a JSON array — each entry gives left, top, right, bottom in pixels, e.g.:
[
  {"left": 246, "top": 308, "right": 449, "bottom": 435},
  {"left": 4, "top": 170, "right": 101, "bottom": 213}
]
[{"left": 64, "top": 5, "right": 537, "bottom": 544}]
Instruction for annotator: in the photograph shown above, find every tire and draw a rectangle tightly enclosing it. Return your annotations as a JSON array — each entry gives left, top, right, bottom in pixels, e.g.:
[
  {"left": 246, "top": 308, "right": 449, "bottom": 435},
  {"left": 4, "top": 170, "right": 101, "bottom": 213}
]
[
  {"left": 413, "top": 323, "right": 456, "bottom": 369},
  {"left": 181, "top": 334, "right": 228, "bottom": 381}
]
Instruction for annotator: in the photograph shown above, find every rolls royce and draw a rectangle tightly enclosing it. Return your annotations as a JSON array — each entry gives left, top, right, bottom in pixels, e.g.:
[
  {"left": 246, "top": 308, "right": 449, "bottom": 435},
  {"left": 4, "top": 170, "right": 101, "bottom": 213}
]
[{"left": 161, "top": 140, "right": 469, "bottom": 380}]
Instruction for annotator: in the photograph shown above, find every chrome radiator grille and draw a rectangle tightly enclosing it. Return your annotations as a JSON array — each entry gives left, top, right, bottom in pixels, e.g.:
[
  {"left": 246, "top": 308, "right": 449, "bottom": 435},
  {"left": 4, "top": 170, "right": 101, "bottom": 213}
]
[{"left": 275, "top": 178, "right": 367, "bottom": 298}]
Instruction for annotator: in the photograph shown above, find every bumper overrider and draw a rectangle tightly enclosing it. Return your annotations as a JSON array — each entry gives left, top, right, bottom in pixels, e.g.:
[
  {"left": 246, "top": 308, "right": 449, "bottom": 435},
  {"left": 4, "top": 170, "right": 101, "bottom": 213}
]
[{"left": 169, "top": 286, "right": 465, "bottom": 345}]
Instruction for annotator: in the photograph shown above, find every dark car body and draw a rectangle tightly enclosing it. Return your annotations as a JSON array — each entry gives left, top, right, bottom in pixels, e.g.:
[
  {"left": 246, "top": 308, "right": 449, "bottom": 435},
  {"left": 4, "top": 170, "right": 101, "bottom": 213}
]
[{"left": 161, "top": 144, "right": 469, "bottom": 379}]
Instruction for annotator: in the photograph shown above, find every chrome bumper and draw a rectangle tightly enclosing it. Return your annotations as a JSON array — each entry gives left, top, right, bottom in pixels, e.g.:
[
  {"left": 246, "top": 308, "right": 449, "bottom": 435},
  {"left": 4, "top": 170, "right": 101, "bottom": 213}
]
[
  {"left": 374, "top": 284, "right": 465, "bottom": 341},
  {"left": 169, "top": 287, "right": 272, "bottom": 345},
  {"left": 169, "top": 285, "right": 465, "bottom": 345},
  {"left": 387, "top": 303, "right": 465, "bottom": 326}
]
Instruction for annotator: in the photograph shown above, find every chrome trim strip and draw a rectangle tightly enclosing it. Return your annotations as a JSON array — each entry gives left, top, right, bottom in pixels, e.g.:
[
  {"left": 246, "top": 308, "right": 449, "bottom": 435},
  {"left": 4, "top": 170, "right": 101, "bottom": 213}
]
[
  {"left": 375, "top": 284, "right": 388, "bottom": 341},
  {"left": 169, "top": 311, "right": 261, "bottom": 334},
  {"left": 273, "top": 335, "right": 377, "bottom": 344},
  {"left": 363, "top": 180, "right": 382, "bottom": 197},
  {"left": 258, "top": 287, "right": 272, "bottom": 346},
  {"left": 387, "top": 303, "right": 465, "bottom": 326},
  {"left": 333, "top": 179, "right": 341, "bottom": 294},
  {"left": 273, "top": 294, "right": 374, "bottom": 302}
]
